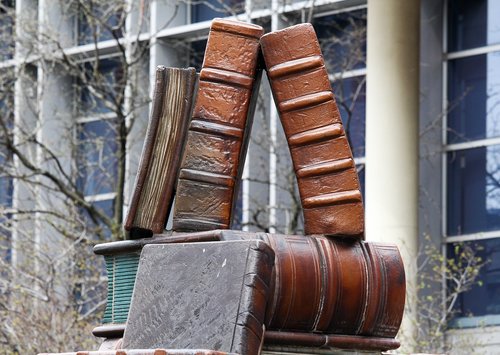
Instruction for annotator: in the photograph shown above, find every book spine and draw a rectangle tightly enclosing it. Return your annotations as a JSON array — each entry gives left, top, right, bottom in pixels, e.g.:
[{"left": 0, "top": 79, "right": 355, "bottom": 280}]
[
  {"left": 232, "top": 240, "right": 275, "bottom": 355},
  {"left": 173, "top": 19, "right": 264, "bottom": 232},
  {"left": 359, "top": 242, "right": 406, "bottom": 337},
  {"left": 260, "top": 23, "right": 364, "bottom": 238},
  {"left": 124, "top": 67, "right": 196, "bottom": 237},
  {"left": 124, "top": 66, "right": 167, "bottom": 236},
  {"left": 218, "top": 231, "right": 405, "bottom": 338}
]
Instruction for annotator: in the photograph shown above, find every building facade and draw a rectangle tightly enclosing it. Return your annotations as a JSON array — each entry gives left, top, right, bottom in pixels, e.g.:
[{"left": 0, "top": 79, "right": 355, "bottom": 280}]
[{"left": 0, "top": 0, "right": 500, "bottom": 353}]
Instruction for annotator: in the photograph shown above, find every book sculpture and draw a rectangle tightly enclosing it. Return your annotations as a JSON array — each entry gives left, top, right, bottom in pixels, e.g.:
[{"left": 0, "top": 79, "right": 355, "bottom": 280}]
[{"left": 41, "top": 19, "right": 405, "bottom": 355}]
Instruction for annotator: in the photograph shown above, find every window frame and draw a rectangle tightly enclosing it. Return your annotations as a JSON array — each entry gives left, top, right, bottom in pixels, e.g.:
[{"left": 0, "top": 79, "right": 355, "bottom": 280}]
[
  {"left": 74, "top": 55, "right": 124, "bottom": 216},
  {"left": 443, "top": 0, "right": 500, "bottom": 327}
]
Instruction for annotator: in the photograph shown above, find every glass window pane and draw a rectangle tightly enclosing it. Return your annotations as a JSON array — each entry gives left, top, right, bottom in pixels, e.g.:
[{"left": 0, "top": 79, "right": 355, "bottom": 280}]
[
  {"left": 447, "top": 52, "right": 500, "bottom": 143},
  {"left": 191, "top": 0, "right": 244, "bottom": 23},
  {"left": 76, "top": 120, "right": 118, "bottom": 196},
  {"left": 332, "top": 76, "right": 366, "bottom": 157},
  {"left": 0, "top": 84, "right": 13, "bottom": 208},
  {"left": 0, "top": 171, "right": 12, "bottom": 208},
  {"left": 314, "top": 9, "right": 367, "bottom": 74},
  {"left": 80, "top": 59, "right": 123, "bottom": 115},
  {"left": 79, "top": 199, "right": 115, "bottom": 240},
  {"left": 357, "top": 163, "right": 365, "bottom": 202},
  {"left": 78, "top": 2, "right": 124, "bottom": 45},
  {"left": 448, "top": 238, "right": 500, "bottom": 323},
  {"left": 0, "top": 0, "right": 15, "bottom": 61},
  {"left": 448, "top": 0, "right": 500, "bottom": 52},
  {"left": 447, "top": 145, "right": 500, "bottom": 236},
  {"left": 189, "top": 39, "right": 207, "bottom": 72}
]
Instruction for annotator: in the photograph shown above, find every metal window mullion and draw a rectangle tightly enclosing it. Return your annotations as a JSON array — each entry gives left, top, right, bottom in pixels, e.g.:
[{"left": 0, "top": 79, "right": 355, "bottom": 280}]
[
  {"left": 329, "top": 68, "right": 367, "bottom": 81},
  {"left": 354, "top": 156, "right": 365, "bottom": 165},
  {"left": 84, "top": 192, "right": 117, "bottom": 203},
  {"left": 312, "top": 3, "right": 367, "bottom": 19},
  {"left": 445, "top": 137, "right": 500, "bottom": 152},
  {"left": 441, "top": 0, "right": 450, "bottom": 333},
  {"left": 446, "top": 43, "right": 500, "bottom": 60},
  {"left": 154, "top": 0, "right": 361, "bottom": 41},
  {"left": 442, "top": 0, "right": 449, "bottom": 240},
  {"left": 76, "top": 112, "right": 117, "bottom": 124},
  {"left": 445, "top": 230, "right": 500, "bottom": 243}
]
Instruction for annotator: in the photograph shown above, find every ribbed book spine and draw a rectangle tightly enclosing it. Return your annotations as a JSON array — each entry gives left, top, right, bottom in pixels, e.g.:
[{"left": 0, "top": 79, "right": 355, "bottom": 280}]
[
  {"left": 217, "top": 231, "right": 405, "bottom": 338},
  {"left": 173, "top": 19, "right": 264, "bottom": 232},
  {"left": 124, "top": 66, "right": 196, "bottom": 238},
  {"left": 260, "top": 23, "right": 364, "bottom": 238}
]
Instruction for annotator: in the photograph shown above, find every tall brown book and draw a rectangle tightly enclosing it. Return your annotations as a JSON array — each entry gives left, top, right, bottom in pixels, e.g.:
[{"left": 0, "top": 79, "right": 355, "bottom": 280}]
[
  {"left": 172, "top": 19, "right": 264, "bottom": 232},
  {"left": 124, "top": 66, "right": 196, "bottom": 238},
  {"left": 260, "top": 23, "right": 364, "bottom": 239}
]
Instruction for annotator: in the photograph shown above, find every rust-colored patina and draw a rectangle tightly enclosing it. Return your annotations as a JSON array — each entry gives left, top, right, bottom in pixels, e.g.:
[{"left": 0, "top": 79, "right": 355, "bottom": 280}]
[
  {"left": 260, "top": 23, "right": 364, "bottom": 239},
  {"left": 173, "top": 19, "right": 264, "bottom": 232}
]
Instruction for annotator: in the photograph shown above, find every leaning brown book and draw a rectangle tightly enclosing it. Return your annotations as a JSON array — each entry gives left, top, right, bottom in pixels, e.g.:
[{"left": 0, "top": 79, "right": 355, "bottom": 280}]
[
  {"left": 173, "top": 19, "right": 264, "bottom": 232},
  {"left": 124, "top": 66, "right": 196, "bottom": 238},
  {"left": 260, "top": 23, "right": 364, "bottom": 239}
]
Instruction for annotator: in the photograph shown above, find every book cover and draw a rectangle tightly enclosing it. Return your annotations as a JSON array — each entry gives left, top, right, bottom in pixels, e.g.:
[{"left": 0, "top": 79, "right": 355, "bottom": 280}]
[
  {"left": 173, "top": 19, "right": 264, "bottom": 232},
  {"left": 124, "top": 66, "right": 196, "bottom": 238},
  {"left": 260, "top": 23, "right": 364, "bottom": 238}
]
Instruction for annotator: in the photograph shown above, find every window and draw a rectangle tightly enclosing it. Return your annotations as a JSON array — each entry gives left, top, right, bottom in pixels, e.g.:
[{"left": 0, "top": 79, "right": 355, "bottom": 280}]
[
  {"left": 190, "top": 0, "right": 244, "bottom": 24},
  {"left": 0, "top": 0, "right": 15, "bottom": 61},
  {"left": 445, "top": 0, "right": 500, "bottom": 326},
  {"left": 448, "top": 239, "right": 500, "bottom": 327},
  {"left": 0, "top": 73, "right": 13, "bottom": 265},
  {"left": 79, "top": 59, "right": 124, "bottom": 115},
  {"left": 76, "top": 1, "right": 124, "bottom": 45},
  {"left": 76, "top": 119, "right": 118, "bottom": 197},
  {"left": 189, "top": 39, "right": 207, "bottom": 71},
  {"left": 75, "top": 59, "right": 122, "bottom": 235},
  {"left": 314, "top": 9, "right": 367, "bottom": 197}
]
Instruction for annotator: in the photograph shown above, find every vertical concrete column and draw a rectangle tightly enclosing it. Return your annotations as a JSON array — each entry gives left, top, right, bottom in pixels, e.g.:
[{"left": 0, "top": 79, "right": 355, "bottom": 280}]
[{"left": 365, "top": 0, "right": 420, "bottom": 345}]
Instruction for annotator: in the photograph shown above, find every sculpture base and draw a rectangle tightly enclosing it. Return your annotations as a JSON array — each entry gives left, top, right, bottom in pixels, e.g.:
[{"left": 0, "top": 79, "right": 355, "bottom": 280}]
[
  {"left": 92, "top": 325, "right": 399, "bottom": 353},
  {"left": 39, "top": 350, "right": 233, "bottom": 355}
]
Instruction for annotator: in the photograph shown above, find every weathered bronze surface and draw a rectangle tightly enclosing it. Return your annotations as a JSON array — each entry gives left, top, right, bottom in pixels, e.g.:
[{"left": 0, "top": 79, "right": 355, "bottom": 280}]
[
  {"left": 124, "top": 67, "right": 196, "bottom": 238},
  {"left": 94, "top": 229, "right": 405, "bottom": 343},
  {"left": 122, "top": 240, "right": 274, "bottom": 355},
  {"left": 50, "top": 19, "right": 407, "bottom": 355},
  {"left": 40, "top": 350, "right": 233, "bottom": 355},
  {"left": 173, "top": 19, "right": 264, "bottom": 232},
  {"left": 260, "top": 23, "right": 364, "bottom": 239},
  {"left": 264, "top": 331, "right": 401, "bottom": 351},
  {"left": 217, "top": 231, "right": 405, "bottom": 337}
]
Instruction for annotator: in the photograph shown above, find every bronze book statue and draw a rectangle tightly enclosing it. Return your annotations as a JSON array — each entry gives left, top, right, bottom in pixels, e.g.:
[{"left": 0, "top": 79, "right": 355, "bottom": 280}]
[
  {"left": 173, "top": 19, "right": 264, "bottom": 232},
  {"left": 260, "top": 23, "right": 364, "bottom": 239},
  {"left": 124, "top": 66, "right": 196, "bottom": 238},
  {"left": 44, "top": 18, "right": 406, "bottom": 355}
]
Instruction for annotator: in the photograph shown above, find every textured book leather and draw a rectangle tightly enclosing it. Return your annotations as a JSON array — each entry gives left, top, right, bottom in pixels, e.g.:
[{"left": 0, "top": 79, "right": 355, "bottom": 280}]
[
  {"left": 260, "top": 23, "right": 364, "bottom": 238},
  {"left": 216, "top": 231, "right": 405, "bottom": 338},
  {"left": 124, "top": 66, "right": 196, "bottom": 238},
  {"left": 172, "top": 19, "right": 264, "bottom": 232},
  {"left": 92, "top": 228, "right": 403, "bottom": 350},
  {"left": 122, "top": 240, "right": 274, "bottom": 355}
]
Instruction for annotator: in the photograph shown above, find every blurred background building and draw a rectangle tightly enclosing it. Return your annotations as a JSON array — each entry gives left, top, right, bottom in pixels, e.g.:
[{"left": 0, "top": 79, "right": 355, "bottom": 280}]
[{"left": 0, "top": 0, "right": 499, "bottom": 353}]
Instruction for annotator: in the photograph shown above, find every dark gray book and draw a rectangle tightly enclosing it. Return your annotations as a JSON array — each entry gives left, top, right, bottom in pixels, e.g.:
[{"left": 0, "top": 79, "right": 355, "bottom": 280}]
[{"left": 122, "top": 240, "right": 274, "bottom": 355}]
